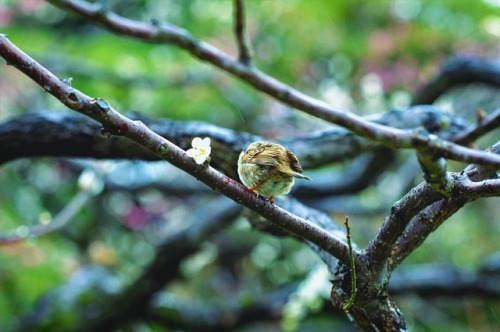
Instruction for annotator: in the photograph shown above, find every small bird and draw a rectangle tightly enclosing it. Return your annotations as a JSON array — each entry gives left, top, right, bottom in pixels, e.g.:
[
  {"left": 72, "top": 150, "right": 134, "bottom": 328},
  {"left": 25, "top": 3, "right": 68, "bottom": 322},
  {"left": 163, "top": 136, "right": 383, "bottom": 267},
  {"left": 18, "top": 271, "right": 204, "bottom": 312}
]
[{"left": 237, "top": 141, "right": 310, "bottom": 203}]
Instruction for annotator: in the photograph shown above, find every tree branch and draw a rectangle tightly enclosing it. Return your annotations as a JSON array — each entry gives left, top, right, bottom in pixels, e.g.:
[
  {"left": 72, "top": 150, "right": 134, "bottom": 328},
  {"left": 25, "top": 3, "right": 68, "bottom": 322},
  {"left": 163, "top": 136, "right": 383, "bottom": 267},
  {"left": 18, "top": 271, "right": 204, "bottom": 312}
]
[
  {"left": 296, "top": 148, "right": 396, "bottom": 197},
  {"left": 366, "top": 143, "right": 500, "bottom": 275},
  {"left": 0, "top": 104, "right": 469, "bottom": 170},
  {"left": 0, "top": 34, "right": 354, "bottom": 267},
  {"left": 412, "top": 57, "right": 500, "bottom": 105},
  {"left": 44, "top": 0, "right": 500, "bottom": 167},
  {"left": 454, "top": 108, "right": 500, "bottom": 146},
  {"left": 365, "top": 182, "right": 441, "bottom": 274},
  {"left": 390, "top": 264, "right": 500, "bottom": 298},
  {"left": 233, "top": 0, "right": 253, "bottom": 65},
  {"left": 389, "top": 198, "right": 466, "bottom": 269}
]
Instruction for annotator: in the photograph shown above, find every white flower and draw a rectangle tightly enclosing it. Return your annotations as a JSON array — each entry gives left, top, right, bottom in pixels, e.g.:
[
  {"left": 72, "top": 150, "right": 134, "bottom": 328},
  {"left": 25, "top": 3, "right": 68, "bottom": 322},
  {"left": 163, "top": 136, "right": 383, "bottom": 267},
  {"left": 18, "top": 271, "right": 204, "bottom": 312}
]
[{"left": 186, "top": 137, "right": 211, "bottom": 164}]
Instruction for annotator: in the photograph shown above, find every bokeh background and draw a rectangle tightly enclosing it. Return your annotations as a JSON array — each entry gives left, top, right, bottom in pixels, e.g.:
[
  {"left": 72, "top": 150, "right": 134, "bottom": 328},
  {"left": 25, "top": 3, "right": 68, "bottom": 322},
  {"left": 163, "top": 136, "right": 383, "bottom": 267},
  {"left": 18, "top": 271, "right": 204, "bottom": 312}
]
[{"left": 0, "top": 0, "right": 499, "bottom": 331}]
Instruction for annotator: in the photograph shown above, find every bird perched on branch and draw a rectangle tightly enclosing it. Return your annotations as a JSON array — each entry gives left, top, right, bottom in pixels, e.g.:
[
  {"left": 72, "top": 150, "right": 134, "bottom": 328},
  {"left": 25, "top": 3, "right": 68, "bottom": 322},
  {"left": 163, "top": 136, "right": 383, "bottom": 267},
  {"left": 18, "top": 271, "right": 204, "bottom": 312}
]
[{"left": 237, "top": 141, "right": 310, "bottom": 203}]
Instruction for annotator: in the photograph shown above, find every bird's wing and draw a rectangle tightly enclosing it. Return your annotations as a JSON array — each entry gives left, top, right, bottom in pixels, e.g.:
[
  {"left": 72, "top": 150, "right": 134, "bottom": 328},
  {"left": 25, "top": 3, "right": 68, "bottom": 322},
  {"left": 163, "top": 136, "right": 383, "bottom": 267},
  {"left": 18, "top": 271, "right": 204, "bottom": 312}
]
[{"left": 248, "top": 147, "right": 280, "bottom": 166}]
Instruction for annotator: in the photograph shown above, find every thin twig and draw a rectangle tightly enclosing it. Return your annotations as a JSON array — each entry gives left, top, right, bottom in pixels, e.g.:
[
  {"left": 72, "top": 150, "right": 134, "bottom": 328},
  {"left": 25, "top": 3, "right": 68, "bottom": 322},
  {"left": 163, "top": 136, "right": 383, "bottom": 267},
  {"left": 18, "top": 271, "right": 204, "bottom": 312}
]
[
  {"left": 0, "top": 187, "right": 93, "bottom": 246},
  {"left": 342, "top": 217, "right": 357, "bottom": 311},
  {"left": 454, "top": 108, "right": 500, "bottom": 146},
  {"left": 233, "top": 0, "right": 253, "bottom": 65},
  {"left": 44, "top": 0, "right": 500, "bottom": 167},
  {"left": 0, "top": 168, "right": 104, "bottom": 245}
]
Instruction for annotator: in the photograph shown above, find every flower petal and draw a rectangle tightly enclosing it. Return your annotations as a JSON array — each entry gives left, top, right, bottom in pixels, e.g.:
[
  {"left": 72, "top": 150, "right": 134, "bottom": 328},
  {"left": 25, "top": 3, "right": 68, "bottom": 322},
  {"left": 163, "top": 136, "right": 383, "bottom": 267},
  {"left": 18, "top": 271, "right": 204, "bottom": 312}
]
[
  {"left": 201, "top": 137, "right": 211, "bottom": 147},
  {"left": 191, "top": 137, "right": 204, "bottom": 148},
  {"left": 194, "top": 154, "right": 207, "bottom": 164},
  {"left": 186, "top": 148, "right": 198, "bottom": 157}
]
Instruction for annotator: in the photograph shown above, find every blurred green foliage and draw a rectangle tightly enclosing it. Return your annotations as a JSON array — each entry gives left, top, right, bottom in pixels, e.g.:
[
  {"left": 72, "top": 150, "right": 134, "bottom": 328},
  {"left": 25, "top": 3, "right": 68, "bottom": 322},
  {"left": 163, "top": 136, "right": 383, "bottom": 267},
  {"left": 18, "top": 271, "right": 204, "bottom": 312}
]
[{"left": 0, "top": 0, "right": 499, "bottom": 331}]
